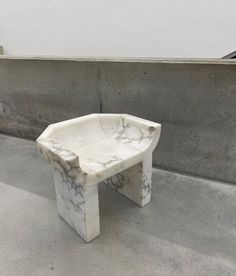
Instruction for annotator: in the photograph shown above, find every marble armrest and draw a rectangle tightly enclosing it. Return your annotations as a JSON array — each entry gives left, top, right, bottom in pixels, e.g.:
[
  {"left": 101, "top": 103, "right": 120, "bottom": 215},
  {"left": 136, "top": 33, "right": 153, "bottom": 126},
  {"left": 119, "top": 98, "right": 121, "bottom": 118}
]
[
  {"left": 37, "top": 138, "right": 77, "bottom": 160},
  {"left": 37, "top": 138, "right": 82, "bottom": 178}
]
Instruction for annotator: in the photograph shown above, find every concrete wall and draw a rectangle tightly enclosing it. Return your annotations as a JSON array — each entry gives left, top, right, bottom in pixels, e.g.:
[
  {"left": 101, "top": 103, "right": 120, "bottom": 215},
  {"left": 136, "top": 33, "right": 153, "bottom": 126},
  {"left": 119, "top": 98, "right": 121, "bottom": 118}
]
[
  {"left": 0, "top": 0, "right": 236, "bottom": 58},
  {"left": 0, "top": 56, "right": 236, "bottom": 184}
]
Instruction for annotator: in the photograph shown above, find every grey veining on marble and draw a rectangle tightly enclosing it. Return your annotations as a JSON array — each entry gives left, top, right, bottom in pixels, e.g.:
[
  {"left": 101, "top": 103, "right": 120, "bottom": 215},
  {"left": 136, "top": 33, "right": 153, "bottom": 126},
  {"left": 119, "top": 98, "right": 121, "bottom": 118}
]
[
  {"left": 37, "top": 113, "right": 161, "bottom": 242},
  {"left": 104, "top": 156, "right": 152, "bottom": 207}
]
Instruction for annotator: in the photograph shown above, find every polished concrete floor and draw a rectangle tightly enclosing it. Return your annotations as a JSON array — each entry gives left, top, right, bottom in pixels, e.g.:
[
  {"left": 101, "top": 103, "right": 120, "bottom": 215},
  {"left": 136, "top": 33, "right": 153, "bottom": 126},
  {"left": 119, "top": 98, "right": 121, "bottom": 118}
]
[{"left": 0, "top": 134, "right": 235, "bottom": 276}]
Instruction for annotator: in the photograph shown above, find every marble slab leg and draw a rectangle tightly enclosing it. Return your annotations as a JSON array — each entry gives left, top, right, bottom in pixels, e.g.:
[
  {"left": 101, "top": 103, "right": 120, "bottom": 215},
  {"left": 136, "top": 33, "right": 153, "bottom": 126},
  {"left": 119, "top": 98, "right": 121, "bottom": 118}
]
[
  {"left": 104, "top": 156, "right": 152, "bottom": 207},
  {"left": 53, "top": 170, "right": 100, "bottom": 242}
]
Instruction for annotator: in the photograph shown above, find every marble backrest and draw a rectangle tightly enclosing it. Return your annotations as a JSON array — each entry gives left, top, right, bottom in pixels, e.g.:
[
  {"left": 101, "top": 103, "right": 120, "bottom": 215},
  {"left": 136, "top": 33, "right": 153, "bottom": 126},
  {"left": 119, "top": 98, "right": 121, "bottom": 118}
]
[{"left": 37, "top": 114, "right": 161, "bottom": 166}]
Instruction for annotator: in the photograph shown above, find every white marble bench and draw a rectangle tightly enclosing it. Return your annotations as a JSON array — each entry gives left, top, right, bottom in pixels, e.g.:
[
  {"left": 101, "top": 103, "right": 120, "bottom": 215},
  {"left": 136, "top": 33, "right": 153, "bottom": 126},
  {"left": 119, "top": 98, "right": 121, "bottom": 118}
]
[{"left": 37, "top": 114, "right": 161, "bottom": 242}]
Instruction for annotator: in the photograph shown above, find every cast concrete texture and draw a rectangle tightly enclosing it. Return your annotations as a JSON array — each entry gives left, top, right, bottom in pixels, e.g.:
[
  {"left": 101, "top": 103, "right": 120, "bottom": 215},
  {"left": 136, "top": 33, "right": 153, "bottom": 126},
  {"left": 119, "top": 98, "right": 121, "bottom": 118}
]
[
  {"left": 0, "top": 133, "right": 236, "bottom": 276},
  {"left": 0, "top": 57, "right": 236, "bottom": 184}
]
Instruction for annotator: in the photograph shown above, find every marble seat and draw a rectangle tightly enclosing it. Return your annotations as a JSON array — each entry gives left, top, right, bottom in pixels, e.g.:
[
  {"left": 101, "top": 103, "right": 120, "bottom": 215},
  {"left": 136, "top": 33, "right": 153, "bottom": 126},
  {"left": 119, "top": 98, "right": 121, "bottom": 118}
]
[{"left": 37, "top": 114, "right": 161, "bottom": 242}]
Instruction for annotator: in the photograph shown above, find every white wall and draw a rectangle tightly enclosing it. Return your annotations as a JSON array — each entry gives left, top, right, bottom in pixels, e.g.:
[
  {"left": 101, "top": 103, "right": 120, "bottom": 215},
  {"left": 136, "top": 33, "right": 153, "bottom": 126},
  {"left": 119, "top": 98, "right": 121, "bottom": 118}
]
[{"left": 0, "top": 0, "right": 235, "bottom": 58}]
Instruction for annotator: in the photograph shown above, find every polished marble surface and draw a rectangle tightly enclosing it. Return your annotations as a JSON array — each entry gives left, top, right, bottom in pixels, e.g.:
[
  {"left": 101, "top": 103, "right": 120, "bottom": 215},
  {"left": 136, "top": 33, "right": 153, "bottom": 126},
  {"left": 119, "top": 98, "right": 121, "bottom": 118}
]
[
  {"left": 37, "top": 114, "right": 161, "bottom": 179},
  {"left": 37, "top": 114, "right": 161, "bottom": 241}
]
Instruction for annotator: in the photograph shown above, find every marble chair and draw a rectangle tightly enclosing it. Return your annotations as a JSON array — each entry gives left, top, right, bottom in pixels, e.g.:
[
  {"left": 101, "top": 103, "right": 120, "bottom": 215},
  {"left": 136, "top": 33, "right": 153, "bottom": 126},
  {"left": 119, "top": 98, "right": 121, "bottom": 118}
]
[{"left": 37, "top": 114, "right": 161, "bottom": 242}]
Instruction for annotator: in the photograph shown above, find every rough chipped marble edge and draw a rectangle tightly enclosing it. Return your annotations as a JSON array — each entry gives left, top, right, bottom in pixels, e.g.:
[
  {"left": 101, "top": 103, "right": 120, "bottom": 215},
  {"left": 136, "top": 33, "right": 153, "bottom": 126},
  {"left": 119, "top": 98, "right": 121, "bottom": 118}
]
[{"left": 36, "top": 114, "right": 161, "bottom": 185}]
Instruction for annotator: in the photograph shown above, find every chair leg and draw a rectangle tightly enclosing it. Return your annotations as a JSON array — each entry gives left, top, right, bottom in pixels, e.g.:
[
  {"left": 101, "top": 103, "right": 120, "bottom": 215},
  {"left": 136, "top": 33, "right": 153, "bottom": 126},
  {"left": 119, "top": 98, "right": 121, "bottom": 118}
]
[
  {"left": 53, "top": 170, "right": 100, "bottom": 242},
  {"left": 104, "top": 155, "right": 153, "bottom": 207}
]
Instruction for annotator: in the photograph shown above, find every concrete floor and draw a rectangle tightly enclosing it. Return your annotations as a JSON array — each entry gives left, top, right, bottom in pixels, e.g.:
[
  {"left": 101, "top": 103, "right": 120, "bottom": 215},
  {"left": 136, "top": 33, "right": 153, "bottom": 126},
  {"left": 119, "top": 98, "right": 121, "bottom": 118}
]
[{"left": 0, "top": 134, "right": 236, "bottom": 276}]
